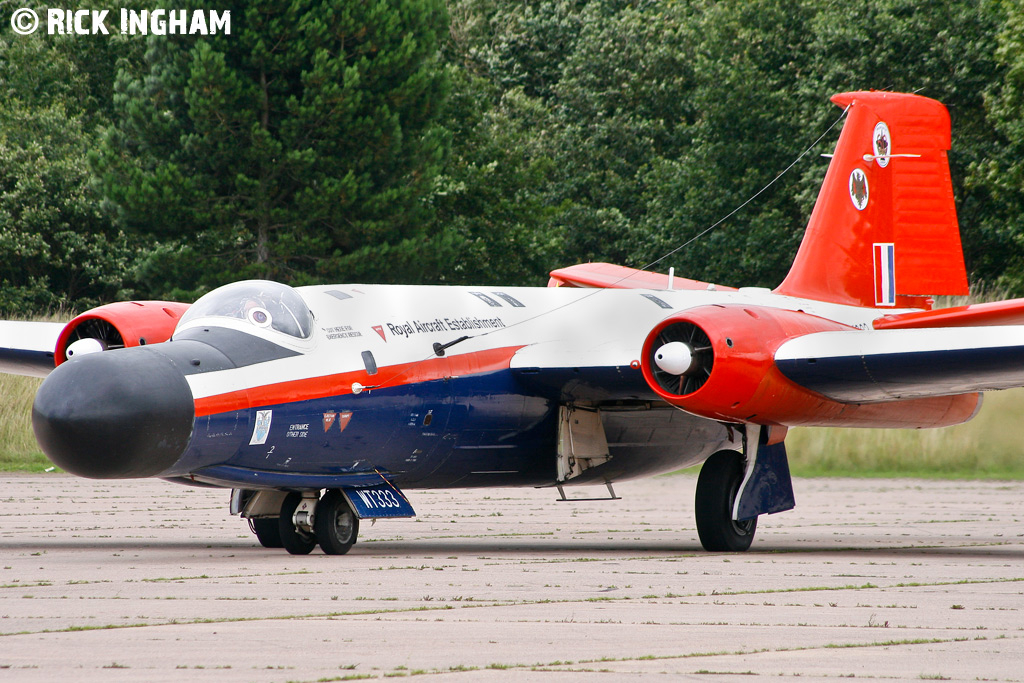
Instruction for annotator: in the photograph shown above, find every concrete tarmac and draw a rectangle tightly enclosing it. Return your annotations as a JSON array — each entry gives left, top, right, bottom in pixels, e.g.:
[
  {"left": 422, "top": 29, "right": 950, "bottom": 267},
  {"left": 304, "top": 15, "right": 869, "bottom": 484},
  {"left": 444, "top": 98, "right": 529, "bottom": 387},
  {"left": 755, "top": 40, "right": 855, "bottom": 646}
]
[{"left": 0, "top": 474, "right": 1022, "bottom": 682}]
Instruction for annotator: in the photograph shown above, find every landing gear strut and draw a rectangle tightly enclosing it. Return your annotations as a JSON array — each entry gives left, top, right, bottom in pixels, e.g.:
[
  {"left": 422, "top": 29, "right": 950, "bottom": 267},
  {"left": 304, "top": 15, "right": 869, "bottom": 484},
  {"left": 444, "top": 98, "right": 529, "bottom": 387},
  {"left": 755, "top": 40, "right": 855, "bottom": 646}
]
[{"left": 694, "top": 450, "right": 757, "bottom": 552}]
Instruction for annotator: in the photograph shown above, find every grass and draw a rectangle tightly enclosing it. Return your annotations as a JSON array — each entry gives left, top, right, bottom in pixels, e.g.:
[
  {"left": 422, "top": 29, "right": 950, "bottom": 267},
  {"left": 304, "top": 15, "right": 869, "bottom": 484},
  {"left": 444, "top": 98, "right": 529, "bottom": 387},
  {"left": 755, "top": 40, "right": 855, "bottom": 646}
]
[
  {"left": 0, "top": 373, "right": 47, "bottom": 472},
  {"left": 787, "top": 387, "right": 1024, "bottom": 479},
  {"left": 0, "top": 311, "right": 65, "bottom": 472}
]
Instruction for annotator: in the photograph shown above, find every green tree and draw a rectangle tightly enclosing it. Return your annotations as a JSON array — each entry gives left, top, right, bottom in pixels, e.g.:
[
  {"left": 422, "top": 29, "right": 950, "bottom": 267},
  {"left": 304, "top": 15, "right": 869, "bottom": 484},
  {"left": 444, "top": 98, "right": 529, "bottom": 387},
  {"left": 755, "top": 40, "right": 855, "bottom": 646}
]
[
  {"left": 624, "top": 0, "right": 817, "bottom": 286},
  {"left": 0, "top": 100, "right": 135, "bottom": 313},
  {"left": 967, "top": 0, "right": 1024, "bottom": 294},
  {"left": 429, "top": 75, "right": 564, "bottom": 285},
  {"left": 98, "top": 0, "right": 451, "bottom": 297},
  {"left": 0, "top": 30, "right": 136, "bottom": 313}
]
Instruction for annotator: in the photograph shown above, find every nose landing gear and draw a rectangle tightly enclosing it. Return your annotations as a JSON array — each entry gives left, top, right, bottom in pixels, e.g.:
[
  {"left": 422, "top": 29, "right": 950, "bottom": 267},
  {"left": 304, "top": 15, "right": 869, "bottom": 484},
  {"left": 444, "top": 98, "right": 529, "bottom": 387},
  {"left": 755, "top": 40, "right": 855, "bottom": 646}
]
[
  {"left": 237, "top": 482, "right": 413, "bottom": 555},
  {"left": 274, "top": 490, "right": 359, "bottom": 555}
]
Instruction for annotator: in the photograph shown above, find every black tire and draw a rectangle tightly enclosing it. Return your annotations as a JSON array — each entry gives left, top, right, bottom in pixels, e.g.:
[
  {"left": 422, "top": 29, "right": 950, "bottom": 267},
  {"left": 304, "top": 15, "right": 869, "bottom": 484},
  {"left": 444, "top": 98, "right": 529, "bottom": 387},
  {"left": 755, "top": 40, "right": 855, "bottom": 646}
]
[
  {"left": 695, "top": 450, "right": 757, "bottom": 552},
  {"left": 314, "top": 490, "right": 359, "bottom": 555},
  {"left": 250, "top": 517, "right": 283, "bottom": 548},
  {"left": 278, "top": 492, "right": 317, "bottom": 555}
]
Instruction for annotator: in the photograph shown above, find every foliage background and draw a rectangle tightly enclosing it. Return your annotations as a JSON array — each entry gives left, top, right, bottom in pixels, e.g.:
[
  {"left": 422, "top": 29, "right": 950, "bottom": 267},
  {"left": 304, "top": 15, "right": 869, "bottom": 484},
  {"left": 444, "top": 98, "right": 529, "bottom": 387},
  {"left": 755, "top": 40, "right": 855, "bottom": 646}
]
[{"left": 1, "top": 0, "right": 1023, "bottom": 311}]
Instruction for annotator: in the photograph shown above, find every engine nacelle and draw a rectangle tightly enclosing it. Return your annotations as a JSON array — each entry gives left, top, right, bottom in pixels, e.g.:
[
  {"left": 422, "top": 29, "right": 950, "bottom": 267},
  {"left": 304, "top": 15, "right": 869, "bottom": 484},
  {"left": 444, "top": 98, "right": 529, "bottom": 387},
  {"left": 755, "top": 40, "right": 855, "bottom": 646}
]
[
  {"left": 640, "top": 304, "right": 980, "bottom": 428},
  {"left": 54, "top": 301, "right": 191, "bottom": 367}
]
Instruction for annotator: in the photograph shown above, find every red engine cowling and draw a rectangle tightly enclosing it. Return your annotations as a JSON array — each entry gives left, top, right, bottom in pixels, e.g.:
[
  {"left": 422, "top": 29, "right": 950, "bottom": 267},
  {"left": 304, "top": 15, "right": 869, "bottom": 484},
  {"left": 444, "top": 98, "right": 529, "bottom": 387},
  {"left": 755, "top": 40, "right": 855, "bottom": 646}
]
[
  {"left": 54, "top": 301, "right": 191, "bottom": 367},
  {"left": 640, "top": 304, "right": 981, "bottom": 428}
]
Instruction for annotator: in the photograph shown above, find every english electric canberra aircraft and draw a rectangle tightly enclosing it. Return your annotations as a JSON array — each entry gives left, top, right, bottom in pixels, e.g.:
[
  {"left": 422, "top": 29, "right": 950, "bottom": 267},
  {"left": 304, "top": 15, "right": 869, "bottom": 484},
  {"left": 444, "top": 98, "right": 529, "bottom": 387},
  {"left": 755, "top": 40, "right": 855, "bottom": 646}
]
[{"left": 4, "top": 91, "right": 1024, "bottom": 554}]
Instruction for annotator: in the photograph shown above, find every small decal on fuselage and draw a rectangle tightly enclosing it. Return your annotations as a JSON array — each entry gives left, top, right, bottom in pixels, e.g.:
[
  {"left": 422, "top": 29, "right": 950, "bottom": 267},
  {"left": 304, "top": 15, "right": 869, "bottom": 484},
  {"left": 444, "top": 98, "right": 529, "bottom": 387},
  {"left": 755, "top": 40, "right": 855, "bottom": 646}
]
[
  {"left": 640, "top": 293, "right": 673, "bottom": 309},
  {"left": 469, "top": 291, "right": 502, "bottom": 307},
  {"left": 286, "top": 423, "right": 310, "bottom": 438},
  {"left": 322, "top": 410, "right": 353, "bottom": 433},
  {"left": 372, "top": 325, "right": 386, "bottom": 341},
  {"left": 324, "top": 325, "right": 362, "bottom": 340},
  {"left": 249, "top": 410, "right": 273, "bottom": 445},
  {"left": 491, "top": 291, "right": 525, "bottom": 307}
]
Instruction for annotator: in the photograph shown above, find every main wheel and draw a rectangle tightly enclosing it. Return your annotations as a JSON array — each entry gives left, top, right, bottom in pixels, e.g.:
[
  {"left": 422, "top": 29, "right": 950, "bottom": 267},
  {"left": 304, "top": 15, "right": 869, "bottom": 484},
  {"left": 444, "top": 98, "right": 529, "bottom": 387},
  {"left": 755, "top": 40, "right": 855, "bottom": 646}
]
[
  {"left": 314, "top": 489, "right": 359, "bottom": 555},
  {"left": 278, "top": 492, "right": 317, "bottom": 555},
  {"left": 695, "top": 450, "right": 757, "bottom": 552},
  {"left": 250, "top": 517, "right": 283, "bottom": 548}
]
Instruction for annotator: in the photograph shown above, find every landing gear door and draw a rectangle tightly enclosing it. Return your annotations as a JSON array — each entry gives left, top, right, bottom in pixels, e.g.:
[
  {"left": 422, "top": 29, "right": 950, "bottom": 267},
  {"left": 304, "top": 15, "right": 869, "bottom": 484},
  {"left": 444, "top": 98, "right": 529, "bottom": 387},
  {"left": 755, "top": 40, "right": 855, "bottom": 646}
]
[
  {"left": 342, "top": 484, "right": 416, "bottom": 519},
  {"left": 557, "top": 405, "right": 611, "bottom": 482}
]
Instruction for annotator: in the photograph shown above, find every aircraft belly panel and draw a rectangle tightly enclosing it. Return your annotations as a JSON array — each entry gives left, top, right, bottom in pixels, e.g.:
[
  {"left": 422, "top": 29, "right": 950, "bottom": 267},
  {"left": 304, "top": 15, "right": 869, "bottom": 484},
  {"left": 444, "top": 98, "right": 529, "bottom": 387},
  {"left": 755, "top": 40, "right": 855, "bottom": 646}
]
[
  {"left": 563, "top": 407, "right": 738, "bottom": 485},
  {"left": 413, "top": 371, "right": 558, "bottom": 487}
]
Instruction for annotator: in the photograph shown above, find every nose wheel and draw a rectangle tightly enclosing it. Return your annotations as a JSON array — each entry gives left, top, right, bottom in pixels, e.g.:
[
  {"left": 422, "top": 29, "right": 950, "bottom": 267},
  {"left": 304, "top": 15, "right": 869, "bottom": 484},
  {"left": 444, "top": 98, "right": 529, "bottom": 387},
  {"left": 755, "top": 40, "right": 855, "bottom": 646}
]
[
  {"left": 278, "top": 492, "right": 318, "bottom": 555},
  {"left": 272, "top": 490, "right": 360, "bottom": 555},
  {"left": 315, "top": 490, "right": 359, "bottom": 555},
  {"left": 249, "top": 517, "right": 283, "bottom": 548}
]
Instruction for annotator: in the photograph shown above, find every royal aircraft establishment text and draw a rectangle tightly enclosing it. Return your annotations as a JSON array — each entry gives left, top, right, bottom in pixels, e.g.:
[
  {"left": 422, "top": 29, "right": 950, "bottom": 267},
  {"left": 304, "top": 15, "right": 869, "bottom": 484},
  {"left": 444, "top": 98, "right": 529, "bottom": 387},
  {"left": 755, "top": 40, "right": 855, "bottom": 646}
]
[{"left": 387, "top": 317, "right": 505, "bottom": 338}]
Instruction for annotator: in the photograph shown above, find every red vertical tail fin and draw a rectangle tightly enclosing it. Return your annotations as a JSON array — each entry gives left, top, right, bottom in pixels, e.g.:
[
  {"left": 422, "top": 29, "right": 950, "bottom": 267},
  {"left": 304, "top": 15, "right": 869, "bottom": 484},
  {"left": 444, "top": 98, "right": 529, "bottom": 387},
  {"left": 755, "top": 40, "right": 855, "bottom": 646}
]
[{"left": 775, "top": 91, "right": 968, "bottom": 309}]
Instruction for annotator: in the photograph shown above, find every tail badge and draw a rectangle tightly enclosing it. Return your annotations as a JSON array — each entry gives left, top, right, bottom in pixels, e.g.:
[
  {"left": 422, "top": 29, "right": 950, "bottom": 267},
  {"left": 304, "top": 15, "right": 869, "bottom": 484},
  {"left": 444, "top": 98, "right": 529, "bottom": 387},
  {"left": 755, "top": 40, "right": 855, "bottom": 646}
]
[
  {"left": 873, "top": 122, "right": 891, "bottom": 168},
  {"left": 849, "top": 168, "right": 869, "bottom": 211}
]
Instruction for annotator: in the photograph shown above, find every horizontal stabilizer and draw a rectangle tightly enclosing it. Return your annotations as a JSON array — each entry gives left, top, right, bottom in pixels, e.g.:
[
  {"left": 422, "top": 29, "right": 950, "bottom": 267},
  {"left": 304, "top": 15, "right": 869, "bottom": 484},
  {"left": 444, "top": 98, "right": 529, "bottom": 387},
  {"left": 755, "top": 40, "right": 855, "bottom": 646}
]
[
  {"left": 548, "top": 263, "right": 734, "bottom": 291},
  {"left": 775, "top": 326, "right": 1024, "bottom": 403},
  {"left": 873, "top": 297, "right": 1024, "bottom": 329}
]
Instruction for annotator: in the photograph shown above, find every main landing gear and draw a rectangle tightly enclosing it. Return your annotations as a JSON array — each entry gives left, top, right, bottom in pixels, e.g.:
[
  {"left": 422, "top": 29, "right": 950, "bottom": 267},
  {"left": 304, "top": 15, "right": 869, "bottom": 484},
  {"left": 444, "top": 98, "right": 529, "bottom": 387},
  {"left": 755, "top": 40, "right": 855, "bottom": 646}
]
[
  {"left": 694, "top": 450, "right": 757, "bottom": 552},
  {"left": 247, "top": 489, "right": 360, "bottom": 555}
]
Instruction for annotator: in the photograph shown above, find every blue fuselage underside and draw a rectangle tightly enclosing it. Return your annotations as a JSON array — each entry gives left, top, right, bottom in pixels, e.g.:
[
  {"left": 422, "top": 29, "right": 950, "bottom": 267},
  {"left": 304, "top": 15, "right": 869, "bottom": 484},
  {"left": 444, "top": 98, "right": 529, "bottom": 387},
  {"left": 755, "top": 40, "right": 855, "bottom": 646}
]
[{"left": 169, "top": 369, "right": 731, "bottom": 491}]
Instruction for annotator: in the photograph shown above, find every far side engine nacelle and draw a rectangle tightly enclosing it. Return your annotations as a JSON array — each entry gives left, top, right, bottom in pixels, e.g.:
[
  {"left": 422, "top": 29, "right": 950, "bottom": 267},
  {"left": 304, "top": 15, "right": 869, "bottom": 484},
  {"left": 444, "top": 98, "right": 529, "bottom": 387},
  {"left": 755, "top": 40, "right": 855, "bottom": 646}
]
[
  {"left": 55, "top": 301, "right": 191, "bottom": 366},
  {"left": 641, "top": 304, "right": 853, "bottom": 425}
]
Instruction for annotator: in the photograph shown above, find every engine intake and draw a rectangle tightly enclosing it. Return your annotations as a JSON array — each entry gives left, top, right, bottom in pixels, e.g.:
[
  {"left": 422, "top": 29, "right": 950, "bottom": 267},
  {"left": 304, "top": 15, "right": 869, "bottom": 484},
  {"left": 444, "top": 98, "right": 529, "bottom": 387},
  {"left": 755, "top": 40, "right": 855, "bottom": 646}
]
[
  {"left": 641, "top": 305, "right": 851, "bottom": 424},
  {"left": 649, "top": 321, "right": 714, "bottom": 395},
  {"left": 55, "top": 301, "right": 190, "bottom": 366}
]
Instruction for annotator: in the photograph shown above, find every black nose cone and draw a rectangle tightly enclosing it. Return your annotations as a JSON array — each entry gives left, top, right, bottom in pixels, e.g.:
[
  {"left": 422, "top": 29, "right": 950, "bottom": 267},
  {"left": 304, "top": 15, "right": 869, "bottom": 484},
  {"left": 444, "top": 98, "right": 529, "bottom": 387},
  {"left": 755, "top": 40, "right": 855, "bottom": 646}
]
[{"left": 32, "top": 347, "right": 195, "bottom": 478}]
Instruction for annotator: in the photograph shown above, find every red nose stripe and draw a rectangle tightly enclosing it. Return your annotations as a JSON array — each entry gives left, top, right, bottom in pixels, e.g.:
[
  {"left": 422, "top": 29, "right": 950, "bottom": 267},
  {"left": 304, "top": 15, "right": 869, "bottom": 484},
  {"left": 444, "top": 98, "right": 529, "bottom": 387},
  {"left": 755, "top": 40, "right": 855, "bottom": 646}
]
[{"left": 192, "top": 345, "right": 524, "bottom": 417}]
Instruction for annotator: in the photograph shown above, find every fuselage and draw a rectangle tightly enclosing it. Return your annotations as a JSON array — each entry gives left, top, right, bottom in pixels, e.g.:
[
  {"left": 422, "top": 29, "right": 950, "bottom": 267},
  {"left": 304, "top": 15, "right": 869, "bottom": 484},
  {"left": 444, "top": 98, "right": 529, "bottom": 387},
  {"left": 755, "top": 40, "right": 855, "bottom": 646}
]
[
  {"left": 104, "top": 281, "right": 887, "bottom": 491},
  {"left": 32, "top": 279, "right": 912, "bottom": 491}
]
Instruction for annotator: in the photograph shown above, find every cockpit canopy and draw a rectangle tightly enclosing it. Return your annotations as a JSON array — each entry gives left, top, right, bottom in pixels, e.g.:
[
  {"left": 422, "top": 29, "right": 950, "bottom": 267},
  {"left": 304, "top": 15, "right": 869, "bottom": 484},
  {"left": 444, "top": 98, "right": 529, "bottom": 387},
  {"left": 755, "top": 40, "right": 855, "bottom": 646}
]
[{"left": 177, "top": 280, "right": 314, "bottom": 339}]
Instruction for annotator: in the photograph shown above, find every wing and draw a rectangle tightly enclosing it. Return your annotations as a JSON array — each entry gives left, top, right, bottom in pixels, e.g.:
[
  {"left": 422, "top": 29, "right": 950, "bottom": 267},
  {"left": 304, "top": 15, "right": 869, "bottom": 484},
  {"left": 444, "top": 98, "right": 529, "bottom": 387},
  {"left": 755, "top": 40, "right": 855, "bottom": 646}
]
[
  {"left": 0, "top": 321, "right": 65, "bottom": 378},
  {"left": 774, "top": 326, "right": 1024, "bottom": 403}
]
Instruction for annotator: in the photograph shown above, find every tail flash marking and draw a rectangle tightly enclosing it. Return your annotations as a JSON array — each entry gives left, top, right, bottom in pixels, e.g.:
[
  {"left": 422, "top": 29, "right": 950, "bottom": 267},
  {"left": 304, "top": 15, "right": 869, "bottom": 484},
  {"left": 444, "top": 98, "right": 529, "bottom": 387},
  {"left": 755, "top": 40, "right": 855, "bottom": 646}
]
[{"left": 874, "top": 243, "right": 896, "bottom": 307}]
